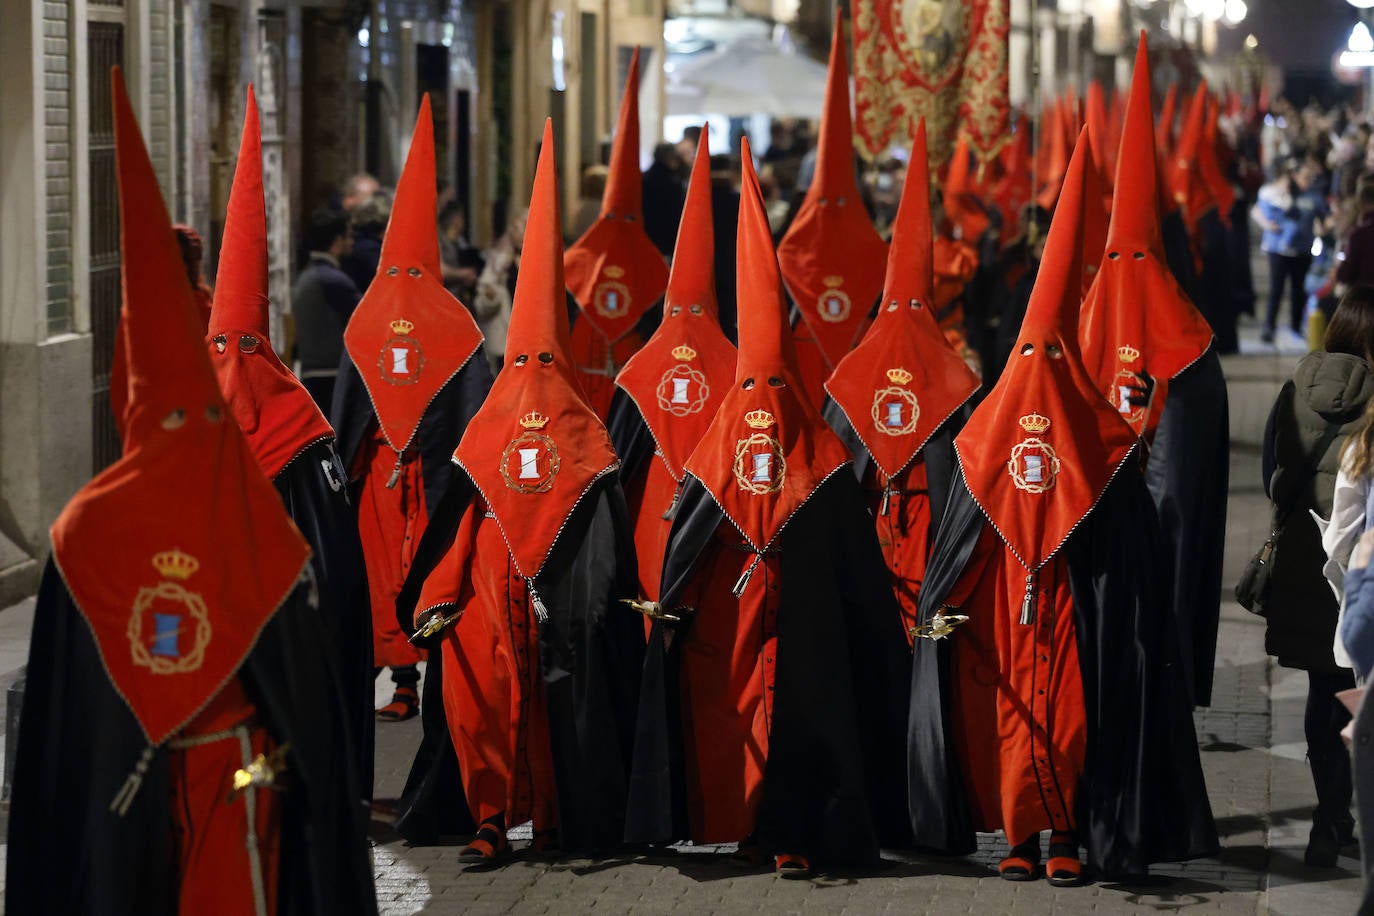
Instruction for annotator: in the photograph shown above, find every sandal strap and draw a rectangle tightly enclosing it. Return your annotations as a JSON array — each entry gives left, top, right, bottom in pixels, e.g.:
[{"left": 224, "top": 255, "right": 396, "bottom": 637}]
[{"left": 999, "top": 855, "right": 1037, "bottom": 874}]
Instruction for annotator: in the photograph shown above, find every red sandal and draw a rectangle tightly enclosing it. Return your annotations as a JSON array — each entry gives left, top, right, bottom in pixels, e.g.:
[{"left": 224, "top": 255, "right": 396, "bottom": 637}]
[
  {"left": 376, "top": 687, "right": 419, "bottom": 722},
  {"left": 459, "top": 820, "right": 510, "bottom": 867},
  {"left": 1046, "top": 831, "right": 1085, "bottom": 887},
  {"left": 775, "top": 853, "right": 812, "bottom": 879},
  {"left": 999, "top": 835, "right": 1040, "bottom": 882}
]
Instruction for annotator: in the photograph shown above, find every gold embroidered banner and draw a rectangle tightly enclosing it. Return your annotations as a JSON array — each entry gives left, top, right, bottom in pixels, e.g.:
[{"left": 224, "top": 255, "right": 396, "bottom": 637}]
[{"left": 853, "top": 0, "right": 1011, "bottom": 167}]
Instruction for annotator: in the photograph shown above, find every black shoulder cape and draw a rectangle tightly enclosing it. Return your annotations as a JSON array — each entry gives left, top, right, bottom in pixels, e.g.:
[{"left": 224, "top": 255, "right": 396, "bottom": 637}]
[
  {"left": 1147, "top": 348, "right": 1230, "bottom": 707},
  {"left": 274, "top": 438, "right": 376, "bottom": 797},
  {"left": 330, "top": 348, "right": 494, "bottom": 512},
  {"left": 607, "top": 387, "right": 655, "bottom": 487},
  {"left": 7, "top": 562, "right": 377, "bottom": 915},
  {"left": 625, "top": 470, "right": 913, "bottom": 862},
  {"left": 908, "top": 467, "right": 1219, "bottom": 877},
  {"left": 392, "top": 471, "right": 644, "bottom": 854}
]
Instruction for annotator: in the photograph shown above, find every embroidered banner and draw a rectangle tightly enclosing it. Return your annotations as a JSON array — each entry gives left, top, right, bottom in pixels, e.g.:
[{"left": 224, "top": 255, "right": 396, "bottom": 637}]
[{"left": 853, "top": 0, "right": 1011, "bottom": 167}]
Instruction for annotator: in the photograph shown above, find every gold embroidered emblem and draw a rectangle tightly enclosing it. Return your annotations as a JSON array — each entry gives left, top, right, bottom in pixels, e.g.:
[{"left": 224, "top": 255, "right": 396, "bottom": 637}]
[
  {"left": 871, "top": 367, "right": 920, "bottom": 437},
  {"left": 379, "top": 318, "right": 424, "bottom": 386},
  {"left": 1107, "top": 345, "right": 1146, "bottom": 426},
  {"left": 656, "top": 363, "right": 710, "bottom": 417},
  {"left": 501, "top": 413, "right": 560, "bottom": 493},
  {"left": 593, "top": 266, "right": 632, "bottom": 319},
  {"left": 128, "top": 550, "right": 212, "bottom": 675},
  {"left": 816, "top": 275, "right": 852, "bottom": 323},
  {"left": 734, "top": 411, "right": 783, "bottom": 494},
  {"left": 1008, "top": 412, "right": 1060, "bottom": 494}
]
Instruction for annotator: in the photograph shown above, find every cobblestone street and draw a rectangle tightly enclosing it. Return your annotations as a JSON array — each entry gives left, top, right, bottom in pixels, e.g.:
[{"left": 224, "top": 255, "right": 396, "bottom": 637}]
[{"left": 357, "top": 328, "right": 1365, "bottom": 915}]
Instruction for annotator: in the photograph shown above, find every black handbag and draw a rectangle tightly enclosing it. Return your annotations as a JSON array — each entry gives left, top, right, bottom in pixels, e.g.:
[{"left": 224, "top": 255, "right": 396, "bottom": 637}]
[{"left": 1236, "top": 420, "right": 1342, "bottom": 617}]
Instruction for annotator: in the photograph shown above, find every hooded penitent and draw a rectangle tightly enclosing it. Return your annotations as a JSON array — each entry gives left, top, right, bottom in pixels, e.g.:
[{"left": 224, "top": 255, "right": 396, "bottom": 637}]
[
  {"left": 905, "top": 125, "right": 1218, "bottom": 877},
  {"left": 1079, "top": 31, "right": 1229, "bottom": 707},
  {"left": 338, "top": 96, "right": 487, "bottom": 673},
  {"left": 944, "top": 134, "right": 991, "bottom": 245},
  {"left": 403, "top": 121, "right": 642, "bottom": 856},
  {"left": 992, "top": 117, "right": 1033, "bottom": 245},
  {"left": 11, "top": 67, "right": 376, "bottom": 916},
  {"left": 565, "top": 49, "right": 670, "bottom": 418},
  {"left": 1082, "top": 119, "right": 1110, "bottom": 298},
  {"left": 1168, "top": 82, "right": 1220, "bottom": 233},
  {"left": 612, "top": 130, "right": 736, "bottom": 607},
  {"left": 1086, "top": 81, "right": 1114, "bottom": 193},
  {"left": 208, "top": 86, "right": 333, "bottom": 479},
  {"left": 824, "top": 119, "right": 981, "bottom": 641},
  {"left": 777, "top": 12, "right": 888, "bottom": 404},
  {"left": 1036, "top": 100, "right": 1070, "bottom": 212},
  {"left": 624, "top": 139, "right": 912, "bottom": 864}
]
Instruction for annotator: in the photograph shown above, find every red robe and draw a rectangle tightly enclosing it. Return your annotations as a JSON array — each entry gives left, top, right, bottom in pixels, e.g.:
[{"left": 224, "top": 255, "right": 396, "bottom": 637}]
[
  {"left": 944, "top": 530, "right": 1087, "bottom": 845},
  {"left": 570, "top": 321, "right": 643, "bottom": 419},
  {"left": 864, "top": 461, "right": 933, "bottom": 646},
  {"left": 354, "top": 428, "right": 426, "bottom": 669}
]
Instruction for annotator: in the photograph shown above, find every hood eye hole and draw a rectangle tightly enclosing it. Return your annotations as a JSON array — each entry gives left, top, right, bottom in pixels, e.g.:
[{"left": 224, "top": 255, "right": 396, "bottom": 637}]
[
  {"left": 205, "top": 405, "right": 223, "bottom": 423},
  {"left": 689, "top": 304, "right": 703, "bottom": 314},
  {"left": 1133, "top": 251, "right": 1145, "bottom": 260},
  {"left": 212, "top": 334, "right": 228, "bottom": 353},
  {"left": 910, "top": 298, "right": 923, "bottom": 310},
  {"left": 819, "top": 197, "right": 829, "bottom": 206},
  {"left": 742, "top": 377, "right": 756, "bottom": 390},
  {"left": 161, "top": 409, "right": 187, "bottom": 430},
  {"left": 670, "top": 306, "right": 682, "bottom": 316},
  {"left": 514, "top": 354, "right": 529, "bottom": 365},
  {"left": 605, "top": 211, "right": 616, "bottom": 220},
  {"left": 624, "top": 214, "right": 636, "bottom": 223},
  {"left": 387, "top": 266, "right": 400, "bottom": 276},
  {"left": 537, "top": 352, "right": 554, "bottom": 364},
  {"left": 887, "top": 300, "right": 899, "bottom": 312},
  {"left": 1020, "top": 343, "right": 1034, "bottom": 356},
  {"left": 238, "top": 335, "right": 260, "bottom": 353},
  {"left": 407, "top": 267, "right": 422, "bottom": 278},
  {"left": 1046, "top": 343, "right": 1064, "bottom": 359},
  {"left": 836, "top": 196, "right": 847, "bottom": 206},
  {"left": 1107, "top": 251, "right": 1120, "bottom": 260},
  {"left": 767, "top": 376, "right": 785, "bottom": 388}
]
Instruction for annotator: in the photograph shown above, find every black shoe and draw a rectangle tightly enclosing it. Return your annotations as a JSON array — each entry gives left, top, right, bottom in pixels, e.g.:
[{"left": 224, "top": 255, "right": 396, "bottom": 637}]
[{"left": 1305, "top": 819, "right": 1344, "bottom": 867}]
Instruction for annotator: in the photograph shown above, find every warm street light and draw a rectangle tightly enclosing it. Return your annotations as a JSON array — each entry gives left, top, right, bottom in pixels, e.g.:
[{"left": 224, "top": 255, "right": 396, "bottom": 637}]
[
  {"left": 1225, "top": 0, "right": 1248, "bottom": 25},
  {"left": 1340, "top": 20, "right": 1374, "bottom": 67},
  {"left": 1348, "top": 0, "right": 1374, "bottom": 10}
]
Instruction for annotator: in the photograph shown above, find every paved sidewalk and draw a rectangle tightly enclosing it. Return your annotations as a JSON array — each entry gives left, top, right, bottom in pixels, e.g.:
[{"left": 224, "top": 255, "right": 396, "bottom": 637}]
[{"left": 361, "top": 330, "right": 1366, "bottom": 915}]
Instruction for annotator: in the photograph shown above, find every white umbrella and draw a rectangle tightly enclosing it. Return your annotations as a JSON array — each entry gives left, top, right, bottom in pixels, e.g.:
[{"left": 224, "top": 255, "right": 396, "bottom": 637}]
[{"left": 665, "top": 37, "right": 830, "bottom": 119}]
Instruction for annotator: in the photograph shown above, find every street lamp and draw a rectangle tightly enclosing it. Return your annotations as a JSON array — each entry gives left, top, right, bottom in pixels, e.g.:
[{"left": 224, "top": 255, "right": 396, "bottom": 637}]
[
  {"left": 1225, "top": 0, "right": 1247, "bottom": 25},
  {"left": 1340, "top": 21, "right": 1374, "bottom": 67}
]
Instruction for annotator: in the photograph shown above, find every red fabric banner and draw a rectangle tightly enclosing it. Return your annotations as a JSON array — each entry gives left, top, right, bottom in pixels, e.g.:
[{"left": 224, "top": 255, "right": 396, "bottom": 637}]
[{"left": 853, "top": 0, "right": 1011, "bottom": 167}]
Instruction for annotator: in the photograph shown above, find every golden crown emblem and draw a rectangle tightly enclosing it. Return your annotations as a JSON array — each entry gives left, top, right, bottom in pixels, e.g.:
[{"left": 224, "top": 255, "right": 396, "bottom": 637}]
[
  {"left": 1118, "top": 344, "right": 1141, "bottom": 363},
  {"left": 672, "top": 344, "right": 698, "bottom": 362},
  {"left": 1019, "top": 413, "right": 1051, "bottom": 435},
  {"left": 886, "top": 367, "right": 914, "bottom": 386},
  {"left": 604, "top": 265, "right": 626, "bottom": 279},
  {"left": 520, "top": 411, "right": 550, "bottom": 430},
  {"left": 745, "top": 409, "right": 776, "bottom": 430},
  {"left": 152, "top": 549, "right": 199, "bottom": 581},
  {"left": 389, "top": 318, "right": 415, "bottom": 335},
  {"left": 823, "top": 275, "right": 844, "bottom": 289}
]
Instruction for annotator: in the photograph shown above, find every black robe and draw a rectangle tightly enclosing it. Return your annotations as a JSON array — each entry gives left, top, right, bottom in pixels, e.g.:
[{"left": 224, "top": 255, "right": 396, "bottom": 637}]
[
  {"left": 1195, "top": 209, "right": 1238, "bottom": 356},
  {"left": 907, "top": 468, "right": 1219, "bottom": 877},
  {"left": 274, "top": 438, "right": 375, "bottom": 797},
  {"left": 1162, "top": 210, "right": 1204, "bottom": 317},
  {"left": 607, "top": 388, "right": 655, "bottom": 488},
  {"left": 393, "top": 472, "right": 644, "bottom": 854},
  {"left": 1147, "top": 349, "right": 1230, "bottom": 707},
  {"left": 7, "top": 562, "right": 377, "bottom": 915},
  {"left": 625, "top": 471, "right": 913, "bottom": 862}
]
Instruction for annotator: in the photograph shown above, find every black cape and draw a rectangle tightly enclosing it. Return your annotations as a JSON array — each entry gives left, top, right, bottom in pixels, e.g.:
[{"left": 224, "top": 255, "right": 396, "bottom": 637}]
[
  {"left": 7, "top": 562, "right": 377, "bottom": 915},
  {"left": 393, "top": 471, "right": 644, "bottom": 854},
  {"left": 1195, "top": 209, "right": 1238, "bottom": 356},
  {"left": 1147, "top": 348, "right": 1230, "bottom": 707},
  {"left": 330, "top": 349, "right": 494, "bottom": 514},
  {"left": 1162, "top": 210, "right": 1204, "bottom": 318},
  {"left": 907, "top": 467, "right": 1219, "bottom": 877},
  {"left": 625, "top": 471, "right": 913, "bottom": 862},
  {"left": 274, "top": 438, "right": 376, "bottom": 797},
  {"left": 607, "top": 388, "right": 655, "bottom": 488}
]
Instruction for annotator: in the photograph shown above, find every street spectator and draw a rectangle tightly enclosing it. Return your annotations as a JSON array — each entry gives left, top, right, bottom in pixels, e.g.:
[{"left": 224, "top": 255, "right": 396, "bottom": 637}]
[
  {"left": 342, "top": 192, "right": 390, "bottom": 293},
  {"left": 173, "top": 224, "right": 214, "bottom": 326},
  {"left": 569, "top": 165, "right": 607, "bottom": 242},
  {"left": 642, "top": 142, "right": 685, "bottom": 256},
  {"left": 1338, "top": 183, "right": 1374, "bottom": 291},
  {"left": 292, "top": 207, "right": 360, "bottom": 413},
  {"left": 438, "top": 197, "right": 482, "bottom": 305},
  {"left": 340, "top": 172, "right": 380, "bottom": 212},
  {"left": 1262, "top": 286, "right": 1374, "bottom": 868},
  {"left": 1255, "top": 156, "right": 1329, "bottom": 343},
  {"left": 467, "top": 207, "right": 525, "bottom": 374}
]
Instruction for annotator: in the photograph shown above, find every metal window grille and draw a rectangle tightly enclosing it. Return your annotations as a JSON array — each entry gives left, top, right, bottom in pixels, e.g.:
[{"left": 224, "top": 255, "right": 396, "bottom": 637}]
[{"left": 89, "top": 20, "right": 125, "bottom": 471}]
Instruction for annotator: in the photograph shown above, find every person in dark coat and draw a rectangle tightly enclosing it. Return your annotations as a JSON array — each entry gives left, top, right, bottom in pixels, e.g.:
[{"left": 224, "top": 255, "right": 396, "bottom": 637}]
[
  {"left": 293, "top": 208, "right": 361, "bottom": 414},
  {"left": 1261, "top": 289, "right": 1374, "bottom": 866},
  {"left": 7, "top": 68, "right": 376, "bottom": 916},
  {"left": 643, "top": 142, "right": 686, "bottom": 257},
  {"left": 342, "top": 193, "right": 389, "bottom": 294},
  {"left": 1337, "top": 183, "right": 1374, "bottom": 291},
  {"left": 624, "top": 140, "right": 912, "bottom": 878}
]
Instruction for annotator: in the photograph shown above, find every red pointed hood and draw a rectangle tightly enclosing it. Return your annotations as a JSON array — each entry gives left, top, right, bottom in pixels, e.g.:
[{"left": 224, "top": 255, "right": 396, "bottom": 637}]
[
  {"left": 1156, "top": 82, "right": 1177, "bottom": 160},
  {"left": 956, "top": 127, "right": 1139, "bottom": 572},
  {"left": 944, "top": 133, "right": 991, "bottom": 243},
  {"left": 1167, "top": 81, "right": 1219, "bottom": 226},
  {"left": 1081, "top": 32, "right": 1215, "bottom": 434},
  {"left": 454, "top": 121, "right": 619, "bottom": 579},
  {"left": 1082, "top": 122, "right": 1110, "bottom": 297},
  {"left": 825, "top": 120, "right": 980, "bottom": 479},
  {"left": 1037, "top": 101, "right": 1070, "bottom": 211},
  {"left": 342, "top": 96, "right": 484, "bottom": 459},
  {"left": 50, "top": 67, "right": 309, "bottom": 748},
  {"left": 685, "top": 139, "right": 850, "bottom": 552},
  {"left": 1086, "top": 81, "right": 1114, "bottom": 189},
  {"left": 207, "top": 86, "right": 332, "bottom": 479},
  {"left": 777, "top": 10, "right": 888, "bottom": 373},
  {"left": 993, "top": 116, "right": 1033, "bottom": 232},
  {"left": 616, "top": 131, "right": 736, "bottom": 481},
  {"left": 564, "top": 48, "right": 669, "bottom": 344},
  {"left": 1201, "top": 94, "right": 1236, "bottom": 218}
]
